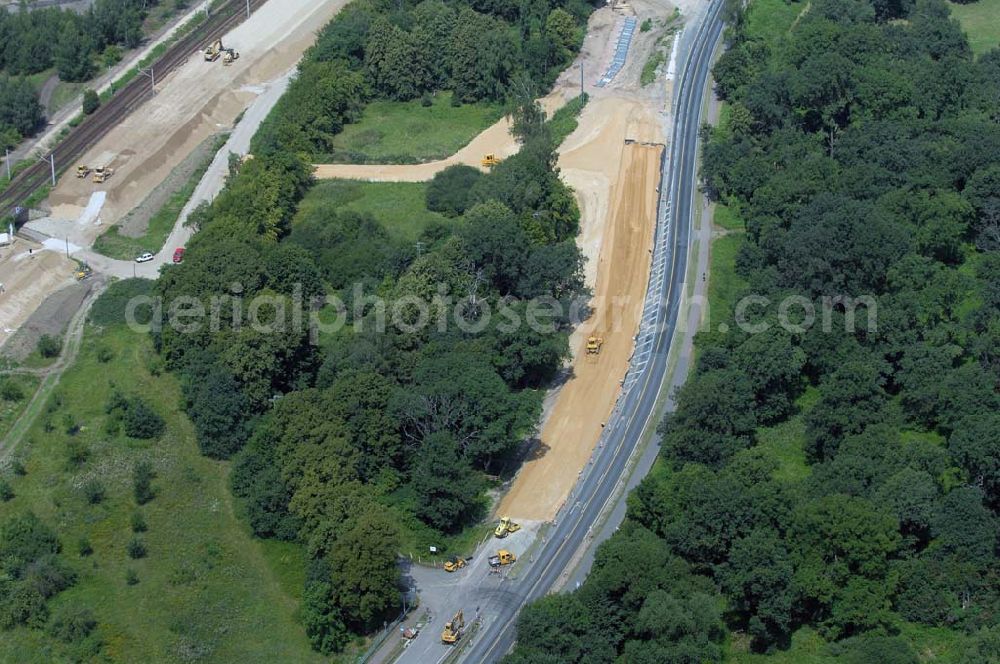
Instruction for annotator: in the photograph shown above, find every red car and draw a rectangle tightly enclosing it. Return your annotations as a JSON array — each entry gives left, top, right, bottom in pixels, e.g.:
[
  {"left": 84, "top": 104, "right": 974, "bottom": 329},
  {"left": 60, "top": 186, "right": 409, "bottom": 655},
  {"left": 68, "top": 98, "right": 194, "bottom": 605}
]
[{"left": 172, "top": 247, "right": 185, "bottom": 264}]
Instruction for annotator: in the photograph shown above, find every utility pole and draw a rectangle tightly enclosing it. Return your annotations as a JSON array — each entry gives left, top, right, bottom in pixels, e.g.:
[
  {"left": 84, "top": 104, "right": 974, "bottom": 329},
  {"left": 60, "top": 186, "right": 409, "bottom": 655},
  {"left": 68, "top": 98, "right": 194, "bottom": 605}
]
[
  {"left": 4, "top": 148, "right": 9, "bottom": 181},
  {"left": 140, "top": 68, "right": 155, "bottom": 95},
  {"left": 246, "top": 0, "right": 251, "bottom": 17},
  {"left": 580, "top": 63, "right": 584, "bottom": 96},
  {"left": 38, "top": 154, "right": 55, "bottom": 186}
]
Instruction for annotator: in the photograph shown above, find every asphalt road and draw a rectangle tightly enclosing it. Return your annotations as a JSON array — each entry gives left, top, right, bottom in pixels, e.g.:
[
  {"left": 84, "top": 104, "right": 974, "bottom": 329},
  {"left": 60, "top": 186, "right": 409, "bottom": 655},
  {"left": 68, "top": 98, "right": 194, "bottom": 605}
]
[{"left": 394, "top": 1, "right": 727, "bottom": 662}]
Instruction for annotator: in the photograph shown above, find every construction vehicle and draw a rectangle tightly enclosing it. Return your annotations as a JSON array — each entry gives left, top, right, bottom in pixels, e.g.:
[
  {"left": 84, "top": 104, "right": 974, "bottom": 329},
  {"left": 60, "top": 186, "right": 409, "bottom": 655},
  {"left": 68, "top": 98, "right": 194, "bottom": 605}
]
[
  {"left": 92, "top": 166, "right": 113, "bottom": 184},
  {"left": 222, "top": 48, "right": 240, "bottom": 66},
  {"left": 488, "top": 550, "right": 516, "bottom": 567},
  {"left": 494, "top": 517, "right": 521, "bottom": 539},
  {"left": 204, "top": 39, "right": 223, "bottom": 62},
  {"left": 481, "top": 153, "right": 501, "bottom": 168},
  {"left": 441, "top": 610, "right": 464, "bottom": 644},
  {"left": 586, "top": 336, "right": 604, "bottom": 355},
  {"left": 444, "top": 556, "right": 467, "bottom": 572},
  {"left": 75, "top": 165, "right": 91, "bottom": 178},
  {"left": 74, "top": 264, "right": 92, "bottom": 281}
]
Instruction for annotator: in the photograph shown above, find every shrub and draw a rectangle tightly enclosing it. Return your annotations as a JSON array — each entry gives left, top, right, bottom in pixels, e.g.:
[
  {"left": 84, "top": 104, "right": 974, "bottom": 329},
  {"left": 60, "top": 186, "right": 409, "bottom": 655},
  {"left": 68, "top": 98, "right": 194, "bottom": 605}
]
[
  {"left": 11, "top": 459, "right": 26, "bottom": 476},
  {"left": 126, "top": 537, "right": 146, "bottom": 559},
  {"left": 77, "top": 537, "right": 93, "bottom": 557},
  {"left": 0, "top": 380, "right": 24, "bottom": 401},
  {"left": 122, "top": 399, "right": 165, "bottom": 439},
  {"left": 96, "top": 345, "right": 114, "bottom": 363},
  {"left": 65, "top": 440, "right": 89, "bottom": 469},
  {"left": 125, "top": 568, "right": 139, "bottom": 585},
  {"left": 420, "top": 92, "right": 433, "bottom": 107},
  {"left": 63, "top": 413, "right": 80, "bottom": 436},
  {"left": 37, "top": 335, "right": 61, "bottom": 358},
  {"left": 82, "top": 89, "right": 99, "bottom": 115},
  {"left": 130, "top": 512, "right": 147, "bottom": 533},
  {"left": 0, "top": 478, "right": 13, "bottom": 501},
  {"left": 133, "top": 461, "right": 155, "bottom": 505},
  {"left": 82, "top": 480, "right": 105, "bottom": 505},
  {"left": 640, "top": 18, "right": 652, "bottom": 32},
  {"left": 426, "top": 164, "right": 482, "bottom": 217},
  {"left": 48, "top": 605, "right": 97, "bottom": 643}
]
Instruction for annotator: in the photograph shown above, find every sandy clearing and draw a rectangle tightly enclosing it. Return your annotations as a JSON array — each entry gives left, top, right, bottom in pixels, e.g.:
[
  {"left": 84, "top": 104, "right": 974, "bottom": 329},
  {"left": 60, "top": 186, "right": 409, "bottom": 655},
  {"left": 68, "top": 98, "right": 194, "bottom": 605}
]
[
  {"left": 41, "top": 0, "right": 350, "bottom": 248},
  {"left": 499, "top": 141, "right": 662, "bottom": 521},
  {"left": 0, "top": 243, "right": 76, "bottom": 349}
]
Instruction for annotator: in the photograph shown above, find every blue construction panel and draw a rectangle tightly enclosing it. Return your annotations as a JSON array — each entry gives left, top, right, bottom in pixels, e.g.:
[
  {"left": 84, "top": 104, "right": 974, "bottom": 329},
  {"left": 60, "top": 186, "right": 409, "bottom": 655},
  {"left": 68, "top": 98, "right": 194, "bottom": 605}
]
[{"left": 596, "top": 17, "right": 638, "bottom": 87}]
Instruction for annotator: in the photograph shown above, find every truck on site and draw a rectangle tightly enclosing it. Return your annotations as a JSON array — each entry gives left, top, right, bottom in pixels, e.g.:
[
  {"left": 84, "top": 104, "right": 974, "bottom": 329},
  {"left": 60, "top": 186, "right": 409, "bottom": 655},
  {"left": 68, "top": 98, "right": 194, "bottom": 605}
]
[
  {"left": 92, "top": 166, "right": 113, "bottom": 183},
  {"left": 481, "top": 153, "right": 501, "bottom": 168},
  {"left": 494, "top": 517, "right": 520, "bottom": 538},
  {"left": 488, "top": 550, "right": 516, "bottom": 567},
  {"left": 75, "top": 165, "right": 91, "bottom": 178},
  {"left": 222, "top": 48, "right": 240, "bottom": 65},
  {"left": 586, "top": 336, "right": 604, "bottom": 355},
  {"left": 441, "top": 610, "right": 464, "bottom": 644},
  {"left": 204, "top": 39, "right": 223, "bottom": 61},
  {"left": 444, "top": 556, "right": 467, "bottom": 572}
]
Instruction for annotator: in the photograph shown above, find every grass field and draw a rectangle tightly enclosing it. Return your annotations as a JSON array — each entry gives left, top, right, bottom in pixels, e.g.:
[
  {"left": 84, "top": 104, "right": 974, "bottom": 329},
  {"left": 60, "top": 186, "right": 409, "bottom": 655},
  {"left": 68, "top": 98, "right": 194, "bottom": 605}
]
[
  {"left": 93, "top": 135, "right": 223, "bottom": 260},
  {"left": 0, "top": 374, "right": 41, "bottom": 441},
  {"left": 708, "top": 232, "right": 748, "bottom": 323},
  {"left": 949, "top": 0, "right": 1000, "bottom": 54},
  {"left": 0, "top": 317, "right": 329, "bottom": 662},
  {"left": 548, "top": 94, "right": 588, "bottom": 146},
  {"left": 746, "top": 0, "right": 809, "bottom": 43},
  {"left": 326, "top": 92, "right": 503, "bottom": 164},
  {"left": 295, "top": 179, "right": 452, "bottom": 244}
]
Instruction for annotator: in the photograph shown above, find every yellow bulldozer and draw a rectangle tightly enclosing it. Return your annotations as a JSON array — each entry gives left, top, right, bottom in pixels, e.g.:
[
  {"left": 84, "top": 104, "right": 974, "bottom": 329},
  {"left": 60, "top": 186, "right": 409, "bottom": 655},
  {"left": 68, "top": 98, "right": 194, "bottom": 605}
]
[
  {"left": 494, "top": 517, "right": 521, "bottom": 539},
  {"left": 92, "top": 166, "right": 113, "bottom": 184},
  {"left": 204, "top": 39, "right": 223, "bottom": 61},
  {"left": 444, "top": 556, "right": 467, "bottom": 573},
  {"left": 75, "top": 165, "right": 91, "bottom": 178},
  {"left": 586, "top": 336, "right": 604, "bottom": 355},
  {"left": 222, "top": 48, "right": 240, "bottom": 66},
  {"left": 441, "top": 610, "right": 464, "bottom": 644},
  {"left": 488, "top": 550, "right": 516, "bottom": 568},
  {"left": 481, "top": 153, "right": 502, "bottom": 168}
]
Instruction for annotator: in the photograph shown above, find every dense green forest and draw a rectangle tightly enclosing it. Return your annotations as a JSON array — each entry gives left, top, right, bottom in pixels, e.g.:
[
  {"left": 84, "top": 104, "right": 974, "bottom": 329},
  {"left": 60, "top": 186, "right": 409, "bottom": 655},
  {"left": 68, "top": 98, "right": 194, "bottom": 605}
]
[
  {"left": 0, "top": 0, "right": 169, "bottom": 147},
  {"left": 508, "top": 0, "right": 1000, "bottom": 661},
  {"left": 140, "top": 0, "right": 594, "bottom": 652}
]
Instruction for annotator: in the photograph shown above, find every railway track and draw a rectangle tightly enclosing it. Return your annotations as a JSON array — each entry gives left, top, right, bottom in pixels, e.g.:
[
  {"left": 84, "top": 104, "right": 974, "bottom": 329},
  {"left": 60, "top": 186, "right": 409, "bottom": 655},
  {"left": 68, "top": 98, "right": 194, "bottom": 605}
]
[{"left": 0, "top": 0, "right": 269, "bottom": 220}]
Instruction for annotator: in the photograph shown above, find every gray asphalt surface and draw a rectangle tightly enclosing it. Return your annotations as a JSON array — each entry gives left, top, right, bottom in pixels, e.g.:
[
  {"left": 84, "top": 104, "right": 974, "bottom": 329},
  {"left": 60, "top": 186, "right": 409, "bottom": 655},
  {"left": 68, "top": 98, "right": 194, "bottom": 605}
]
[{"left": 393, "top": 1, "right": 727, "bottom": 662}]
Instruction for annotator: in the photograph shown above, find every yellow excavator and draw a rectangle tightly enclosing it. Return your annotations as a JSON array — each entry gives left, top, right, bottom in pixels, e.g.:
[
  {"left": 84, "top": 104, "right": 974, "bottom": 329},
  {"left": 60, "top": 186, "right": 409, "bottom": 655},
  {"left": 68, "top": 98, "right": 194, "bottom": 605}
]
[
  {"left": 494, "top": 517, "right": 521, "bottom": 539},
  {"left": 222, "top": 48, "right": 240, "bottom": 66},
  {"left": 488, "top": 550, "right": 516, "bottom": 567},
  {"left": 444, "top": 556, "right": 467, "bottom": 573},
  {"left": 441, "top": 610, "right": 464, "bottom": 644},
  {"left": 204, "top": 39, "right": 223, "bottom": 62},
  {"left": 92, "top": 166, "right": 113, "bottom": 184},
  {"left": 481, "top": 153, "right": 501, "bottom": 168},
  {"left": 586, "top": 336, "right": 604, "bottom": 355}
]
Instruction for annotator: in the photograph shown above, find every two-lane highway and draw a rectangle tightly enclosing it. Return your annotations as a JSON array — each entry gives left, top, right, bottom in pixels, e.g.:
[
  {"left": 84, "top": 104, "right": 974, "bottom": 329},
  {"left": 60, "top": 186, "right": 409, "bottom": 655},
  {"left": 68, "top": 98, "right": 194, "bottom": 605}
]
[{"left": 395, "top": 1, "right": 726, "bottom": 662}]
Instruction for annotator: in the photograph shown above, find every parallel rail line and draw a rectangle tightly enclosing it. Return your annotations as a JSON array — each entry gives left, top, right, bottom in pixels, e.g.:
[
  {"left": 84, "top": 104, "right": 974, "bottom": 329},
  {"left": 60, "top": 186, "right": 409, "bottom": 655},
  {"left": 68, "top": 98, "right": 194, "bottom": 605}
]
[{"left": 1, "top": 0, "right": 268, "bottom": 219}]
